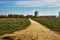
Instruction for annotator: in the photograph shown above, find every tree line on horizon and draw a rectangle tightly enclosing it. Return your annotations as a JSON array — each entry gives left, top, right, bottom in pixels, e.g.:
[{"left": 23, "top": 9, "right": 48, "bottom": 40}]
[
  {"left": 0, "top": 14, "right": 36, "bottom": 18},
  {"left": 0, "top": 11, "right": 56, "bottom": 18},
  {"left": 0, "top": 14, "right": 56, "bottom": 18}
]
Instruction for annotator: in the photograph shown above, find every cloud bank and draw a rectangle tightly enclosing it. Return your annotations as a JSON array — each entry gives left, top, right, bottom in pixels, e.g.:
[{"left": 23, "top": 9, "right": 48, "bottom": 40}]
[
  {"left": 15, "top": 0, "right": 60, "bottom": 7},
  {"left": 0, "top": 0, "right": 60, "bottom": 7}
]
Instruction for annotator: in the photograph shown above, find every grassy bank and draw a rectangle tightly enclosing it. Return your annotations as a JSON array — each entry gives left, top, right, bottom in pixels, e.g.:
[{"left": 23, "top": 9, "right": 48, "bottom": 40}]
[
  {"left": 32, "top": 18, "right": 60, "bottom": 33},
  {"left": 0, "top": 18, "right": 30, "bottom": 35}
]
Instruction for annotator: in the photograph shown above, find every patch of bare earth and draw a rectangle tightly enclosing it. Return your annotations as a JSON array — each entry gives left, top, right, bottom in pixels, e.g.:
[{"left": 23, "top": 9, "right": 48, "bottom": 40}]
[{"left": 0, "top": 18, "right": 60, "bottom": 40}]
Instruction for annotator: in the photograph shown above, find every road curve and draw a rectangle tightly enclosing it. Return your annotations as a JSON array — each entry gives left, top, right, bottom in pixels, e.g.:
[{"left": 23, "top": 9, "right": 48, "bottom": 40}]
[{"left": 0, "top": 18, "right": 60, "bottom": 40}]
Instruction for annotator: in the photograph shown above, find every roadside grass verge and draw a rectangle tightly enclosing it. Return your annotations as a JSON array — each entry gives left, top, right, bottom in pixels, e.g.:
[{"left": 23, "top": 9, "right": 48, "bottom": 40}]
[
  {"left": 0, "top": 18, "right": 30, "bottom": 35},
  {"left": 32, "top": 18, "right": 60, "bottom": 34}
]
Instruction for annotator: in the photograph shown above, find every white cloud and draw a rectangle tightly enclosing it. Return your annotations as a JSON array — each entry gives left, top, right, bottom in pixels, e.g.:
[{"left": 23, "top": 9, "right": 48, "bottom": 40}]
[
  {"left": 0, "top": 0, "right": 60, "bottom": 7},
  {"left": 33, "top": 0, "right": 60, "bottom": 1},
  {"left": 15, "top": 0, "right": 60, "bottom": 7}
]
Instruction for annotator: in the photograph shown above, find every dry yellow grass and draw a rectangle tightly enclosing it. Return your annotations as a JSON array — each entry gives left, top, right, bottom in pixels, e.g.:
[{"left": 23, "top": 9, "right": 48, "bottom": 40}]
[{"left": 0, "top": 18, "right": 60, "bottom": 40}]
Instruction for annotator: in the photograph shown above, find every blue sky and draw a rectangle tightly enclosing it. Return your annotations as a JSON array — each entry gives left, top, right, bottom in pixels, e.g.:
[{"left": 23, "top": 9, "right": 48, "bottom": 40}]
[{"left": 0, "top": 0, "right": 60, "bottom": 16}]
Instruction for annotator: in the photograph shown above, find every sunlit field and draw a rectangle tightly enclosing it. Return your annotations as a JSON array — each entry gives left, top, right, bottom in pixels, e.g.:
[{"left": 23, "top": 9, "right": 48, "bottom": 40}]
[
  {"left": 32, "top": 18, "right": 60, "bottom": 34},
  {"left": 0, "top": 18, "right": 30, "bottom": 35}
]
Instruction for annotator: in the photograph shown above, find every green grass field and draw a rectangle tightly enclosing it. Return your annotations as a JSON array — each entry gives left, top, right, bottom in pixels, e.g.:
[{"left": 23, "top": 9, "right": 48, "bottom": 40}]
[
  {"left": 32, "top": 18, "right": 60, "bottom": 33},
  {"left": 0, "top": 18, "right": 30, "bottom": 35}
]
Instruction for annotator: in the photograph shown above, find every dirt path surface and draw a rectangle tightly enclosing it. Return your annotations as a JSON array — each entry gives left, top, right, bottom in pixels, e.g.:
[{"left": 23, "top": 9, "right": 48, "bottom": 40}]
[{"left": 0, "top": 18, "right": 60, "bottom": 40}]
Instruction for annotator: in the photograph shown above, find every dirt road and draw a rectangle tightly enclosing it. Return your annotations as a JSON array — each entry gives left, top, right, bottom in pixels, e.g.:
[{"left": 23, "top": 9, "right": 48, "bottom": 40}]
[{"left": 0, "top": 18, "right": 60, "bottom": 40}]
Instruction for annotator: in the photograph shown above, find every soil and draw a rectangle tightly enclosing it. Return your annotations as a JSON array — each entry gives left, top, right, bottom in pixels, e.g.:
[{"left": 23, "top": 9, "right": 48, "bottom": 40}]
[{"left": 0, "top": 18, "right": 60, "bottom": 40}]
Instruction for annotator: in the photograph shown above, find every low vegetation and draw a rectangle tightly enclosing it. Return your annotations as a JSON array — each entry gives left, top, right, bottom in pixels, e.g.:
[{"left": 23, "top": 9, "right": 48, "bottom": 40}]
[
  {"left": 32, "top": 18, "right": 60, "bottom": 33},
  {"left": 0, "top": 18, "right": 30, "bottom": 35}
]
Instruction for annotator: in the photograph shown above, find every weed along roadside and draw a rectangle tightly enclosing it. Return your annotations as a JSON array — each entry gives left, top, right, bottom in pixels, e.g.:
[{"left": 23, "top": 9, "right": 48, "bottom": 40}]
[
  {"left": 0, "top": 18, "right": 30, "bottom": 36},
  {"left": 0, "top": 18, "right": 60, "bottom": 40},
  {"left": 32, "top": 18, "right": 60, "bottom": 34}
]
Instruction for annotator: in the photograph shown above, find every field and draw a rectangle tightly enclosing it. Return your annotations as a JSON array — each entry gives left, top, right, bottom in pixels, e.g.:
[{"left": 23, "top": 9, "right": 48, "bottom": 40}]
[
  {"left": 32, "top": 18, "right": 60, "bottom": 33},
  {"left": 0, "top": 18, "right": 30, "bottom": 35}
]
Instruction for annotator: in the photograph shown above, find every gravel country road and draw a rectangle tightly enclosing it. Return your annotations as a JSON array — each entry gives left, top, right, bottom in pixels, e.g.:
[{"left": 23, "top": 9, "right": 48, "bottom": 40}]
[{"left": 0, "top": 18, "right": 60, "bottom": 40}]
